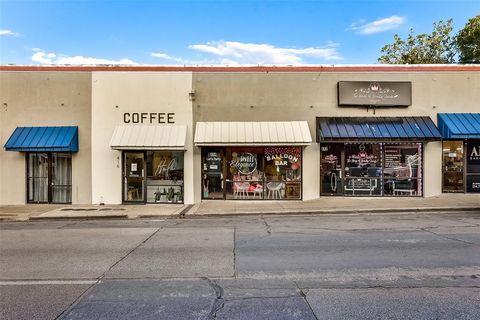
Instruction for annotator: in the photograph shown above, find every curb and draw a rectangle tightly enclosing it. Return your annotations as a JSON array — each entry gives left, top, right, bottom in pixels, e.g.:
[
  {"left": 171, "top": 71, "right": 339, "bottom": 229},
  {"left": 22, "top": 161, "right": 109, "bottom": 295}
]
[
  {"left": 29, "top": 214, "right": 129, "bottom": 221},
  {"left": 0, "top": 206, "right": 476, "bottom": 222},
  {"left": 189, "top": 206, "right": 480, "bottom": 217}
]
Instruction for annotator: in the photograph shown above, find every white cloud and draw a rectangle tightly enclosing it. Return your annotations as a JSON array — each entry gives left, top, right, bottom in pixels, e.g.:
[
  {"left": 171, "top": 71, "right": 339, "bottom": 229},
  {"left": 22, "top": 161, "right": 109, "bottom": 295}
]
[
  {"left": 187, "top": 40, "right": 342, "bottom": 65},
  {"left": 151, "top": 52, "right": 173, "bottom": 59},
  {"left": 0, "top": 29, "right": 20, "bottom": 36},
  {"left": 31, "top": 49, "right": 138, "bottom": 65},
  {"left": 349, "top": 16, "right": 406, "bottom": 35}
]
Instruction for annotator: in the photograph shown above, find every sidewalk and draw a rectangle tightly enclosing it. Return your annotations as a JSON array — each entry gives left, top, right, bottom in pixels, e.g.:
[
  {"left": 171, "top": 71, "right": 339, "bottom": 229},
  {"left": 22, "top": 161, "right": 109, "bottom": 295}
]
[{"left": 0, "top": 194, "right": 479, "bottom": 221}]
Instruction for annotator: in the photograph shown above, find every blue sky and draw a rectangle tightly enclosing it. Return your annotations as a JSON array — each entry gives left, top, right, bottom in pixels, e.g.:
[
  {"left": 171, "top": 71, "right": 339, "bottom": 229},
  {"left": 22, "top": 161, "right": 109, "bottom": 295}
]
[{"left": 0, "top": 0, "right": 479, "bottom": 66}]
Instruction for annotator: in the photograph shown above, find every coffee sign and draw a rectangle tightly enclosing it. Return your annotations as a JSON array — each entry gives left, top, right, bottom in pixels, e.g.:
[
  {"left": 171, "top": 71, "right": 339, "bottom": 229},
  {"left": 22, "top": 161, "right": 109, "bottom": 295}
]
[{"left": 338, "top": 81, "right": 412, "bottom": 107}]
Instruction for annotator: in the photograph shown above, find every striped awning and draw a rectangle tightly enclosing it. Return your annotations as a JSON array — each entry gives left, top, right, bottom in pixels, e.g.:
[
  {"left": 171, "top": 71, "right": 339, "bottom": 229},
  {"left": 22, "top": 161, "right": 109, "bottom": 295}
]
[
  {"left": 194, "top": 121, "right": 312, "bottom": 146},
  {"left": 4, "top": 126, "right": 79, "bottom": 152},
  {"left": 438, "top": 113, "right": 480, "bottom": 139},
  {"left": 110, "top": 125, "right": 187, "bottom": 150},
  {"left": 316, "top": 117, "right": 442, "bottom": 142}
]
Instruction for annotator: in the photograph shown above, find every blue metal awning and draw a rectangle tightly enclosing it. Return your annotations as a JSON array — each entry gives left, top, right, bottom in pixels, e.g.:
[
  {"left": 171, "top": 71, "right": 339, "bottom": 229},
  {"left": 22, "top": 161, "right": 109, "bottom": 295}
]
[
  {"left": 316, "top": 117, "right": 442, "bottom": 142},
  {"left": 438, "top": 113, "right": 480, "bottom": 139},
  {"left": 4, "top": 126, "right": 79, "bottom": 152}
]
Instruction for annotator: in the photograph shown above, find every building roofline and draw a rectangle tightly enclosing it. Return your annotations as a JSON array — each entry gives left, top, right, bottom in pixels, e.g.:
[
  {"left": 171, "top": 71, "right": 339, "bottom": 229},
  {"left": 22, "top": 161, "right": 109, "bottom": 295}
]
[{"left": 1, "top": 65, "right": 479, "bottom": 72}]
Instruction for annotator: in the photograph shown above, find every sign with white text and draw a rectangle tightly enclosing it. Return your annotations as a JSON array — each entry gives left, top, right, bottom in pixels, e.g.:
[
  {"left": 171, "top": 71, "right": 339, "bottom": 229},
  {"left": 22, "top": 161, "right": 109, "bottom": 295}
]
[{"left": 338, "top": 81, "right": 412, "bottom": 107}]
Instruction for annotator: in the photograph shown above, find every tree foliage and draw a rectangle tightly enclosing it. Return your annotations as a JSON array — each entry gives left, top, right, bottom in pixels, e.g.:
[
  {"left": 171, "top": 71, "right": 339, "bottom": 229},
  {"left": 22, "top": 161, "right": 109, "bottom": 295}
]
[
  {"left": 378, "top": 19, "right": 456, "bottom": 64},
  {"left": 456, "top": 15, "right": 480, "bottom": 64}
]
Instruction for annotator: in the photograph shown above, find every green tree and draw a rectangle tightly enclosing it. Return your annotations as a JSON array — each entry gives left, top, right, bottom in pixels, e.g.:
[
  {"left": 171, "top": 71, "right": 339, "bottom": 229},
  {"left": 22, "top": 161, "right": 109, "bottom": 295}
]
[
  {"left": 378, "top": 19, "right": 456, "bottom": 64},
  {"left": 456, "top": 15, "right": 480, "bottom": 64}
]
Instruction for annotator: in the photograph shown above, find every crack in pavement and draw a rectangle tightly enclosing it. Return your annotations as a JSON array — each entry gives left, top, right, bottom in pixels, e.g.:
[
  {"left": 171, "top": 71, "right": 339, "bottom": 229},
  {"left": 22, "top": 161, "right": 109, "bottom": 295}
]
[
  {"left": 203, "top": 277, "right": 225, "bottom": 319},
  {"left": 421, "top": 228, "right": 475, "bottom": 245},
  {"left": 54, "top": 226, "right": 168, "bottom": 319},
  {"left": 261, "top": 217, "right": 272, "bottom": 235},
  {"left": 294, "top": 281, "right": 319, "bottom": 320},
  {"left": 224, "top": 294, "right": 300, "bottom": 302}
]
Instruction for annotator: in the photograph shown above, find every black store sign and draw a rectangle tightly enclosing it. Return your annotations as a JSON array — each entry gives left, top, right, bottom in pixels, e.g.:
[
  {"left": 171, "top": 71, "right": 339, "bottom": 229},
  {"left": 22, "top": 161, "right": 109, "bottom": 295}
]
[
  {"left": 467, "top": 140, "right": 480, "bottom": 193},
  {"left": 338, "top": 81, "right": 412, "bottom": 107}
]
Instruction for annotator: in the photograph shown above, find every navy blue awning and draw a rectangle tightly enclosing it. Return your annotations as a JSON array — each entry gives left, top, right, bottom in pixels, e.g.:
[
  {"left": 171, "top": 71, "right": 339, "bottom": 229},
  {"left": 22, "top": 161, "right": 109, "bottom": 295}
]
[
  {"left": 316, "top": 117, "right": 442, "bottom": 142},
  {"left": 438, "top": 113, "right": 480, "bottom": 139},
  {"left": 4, "top": 126, "right": 79, "bottom": 152}
]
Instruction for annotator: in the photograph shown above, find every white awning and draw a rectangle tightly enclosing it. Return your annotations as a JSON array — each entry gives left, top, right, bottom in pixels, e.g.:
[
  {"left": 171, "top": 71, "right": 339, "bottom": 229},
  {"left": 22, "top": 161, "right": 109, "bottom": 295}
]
[
  {"left": 110, "top": 125, "right": 187, "bottom": 150},
  {"left": 194, "top": 121, "right": 312, "bottom": 146}
]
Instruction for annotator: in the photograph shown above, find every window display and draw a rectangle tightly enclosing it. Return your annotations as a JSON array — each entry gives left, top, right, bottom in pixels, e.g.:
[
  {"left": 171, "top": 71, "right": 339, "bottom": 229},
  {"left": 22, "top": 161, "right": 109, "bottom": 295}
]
[
  {"left": 320, "top": 142, "right": 423, "bottom": 197},
  {"left": 383, "top": 143, "right": 422, "bottom": 196},
  {"left": 146, "top": 151, "right": 184, "bottom": 203},
  {"left": 201, "top": 147, "right": 303, "bottom": 200},
  {"left": 344, "top": 143, "right": 382, "bottom": 196}
]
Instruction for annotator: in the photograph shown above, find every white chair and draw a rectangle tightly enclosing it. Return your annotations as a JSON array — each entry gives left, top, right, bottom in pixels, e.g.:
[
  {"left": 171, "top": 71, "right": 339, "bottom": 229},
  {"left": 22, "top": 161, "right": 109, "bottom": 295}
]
[
  {"left": 252, "top": 185, "right": 263, "bottom": 199},
  {"left": 233, "top": 182, "right": 249, "bottom": 199},
  {"left": 267, "top": 182, "right": 284, "bottom": 199}
]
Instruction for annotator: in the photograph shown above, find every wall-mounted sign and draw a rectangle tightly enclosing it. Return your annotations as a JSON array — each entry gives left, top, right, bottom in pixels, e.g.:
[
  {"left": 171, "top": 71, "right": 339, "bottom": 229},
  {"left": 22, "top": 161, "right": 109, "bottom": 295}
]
[
  {"left": 123, "top": 112, "right": 175, "bottom": 124},
  {"left": 338, "top": 81, "right": 412, "bottom": 107},
  {"left": 466, "top": 140, "right": 480, "bottom": 193}
]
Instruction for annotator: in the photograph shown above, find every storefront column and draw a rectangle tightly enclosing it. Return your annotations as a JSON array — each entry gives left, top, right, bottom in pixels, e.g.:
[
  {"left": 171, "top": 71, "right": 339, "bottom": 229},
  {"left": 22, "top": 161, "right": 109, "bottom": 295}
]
[
  {"left": 424, "top": 141, "right": 442, "bottom": 197},
  {"left": 303, "top": 143, "right": 320, "bottom": 201}
]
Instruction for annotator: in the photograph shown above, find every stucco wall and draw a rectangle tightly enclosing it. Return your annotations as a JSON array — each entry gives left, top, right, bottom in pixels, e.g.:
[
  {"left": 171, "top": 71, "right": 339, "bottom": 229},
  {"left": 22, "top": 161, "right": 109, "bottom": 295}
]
[
  {"left": 0, "top": 72, "right": 92, "bottom": 204},
  {"left": 91, "top": 72, "right": 194, "bottom": 204},
  {"left": 192, "top": 71, "right": 480, "bottom": 197},
  {"left": 1, "top": 68, "right": 478, "bottom": 205}
]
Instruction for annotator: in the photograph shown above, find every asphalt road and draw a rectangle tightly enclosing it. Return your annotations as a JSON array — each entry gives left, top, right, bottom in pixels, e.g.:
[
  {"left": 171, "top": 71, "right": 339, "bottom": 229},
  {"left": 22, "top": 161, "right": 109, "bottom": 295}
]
[{"left": 1, "top": 211, "right": 479, "bottom": 319}]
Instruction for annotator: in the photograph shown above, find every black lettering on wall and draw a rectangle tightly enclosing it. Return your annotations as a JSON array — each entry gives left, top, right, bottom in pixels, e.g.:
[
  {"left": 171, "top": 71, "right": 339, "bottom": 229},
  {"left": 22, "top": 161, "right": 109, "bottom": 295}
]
[{"left": 123, "top": 112, "right": 176, "bottom": 124}]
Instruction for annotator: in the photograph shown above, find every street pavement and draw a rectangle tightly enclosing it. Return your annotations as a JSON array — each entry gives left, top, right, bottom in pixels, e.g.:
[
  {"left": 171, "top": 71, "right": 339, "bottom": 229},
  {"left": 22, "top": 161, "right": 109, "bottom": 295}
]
[{"left": 1, "top": 211, "right": 479, "bottom": 319}]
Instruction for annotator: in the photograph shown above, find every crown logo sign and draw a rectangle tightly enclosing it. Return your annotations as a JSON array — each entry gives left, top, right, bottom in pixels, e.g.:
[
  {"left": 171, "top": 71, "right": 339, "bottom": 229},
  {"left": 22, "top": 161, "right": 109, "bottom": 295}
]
[{"left": 369, "top": 83, "right": 380, "bottom": 91}]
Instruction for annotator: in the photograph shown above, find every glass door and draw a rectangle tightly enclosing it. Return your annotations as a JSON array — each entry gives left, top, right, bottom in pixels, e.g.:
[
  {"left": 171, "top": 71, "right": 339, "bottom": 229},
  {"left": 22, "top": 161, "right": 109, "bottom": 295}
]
[
  {"left": 27, "top": 152, "right": 72, "bottom": 203},
  {"left": 27, "top": 153, "right": 49, "bottom": 203},
  {"left": 202, "top": 148, "right": 225, "bottom": 199},
  {"left": 320, "top": 144, "right": 344, "bottom": 196},
  {"left": 442, "top": 141, "right": 465, "bottom": 192},
  {"left": 124, "top": 152, "right": 145, "bottom": 202}
]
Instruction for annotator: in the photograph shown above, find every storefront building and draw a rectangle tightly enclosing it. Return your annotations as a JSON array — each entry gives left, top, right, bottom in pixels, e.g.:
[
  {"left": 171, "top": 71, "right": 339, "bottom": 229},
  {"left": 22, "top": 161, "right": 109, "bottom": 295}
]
[
  {"left": 90, "top": 72, "right": 195, "bottom": 205},
  {"left": 194, "top": 121, "right": 312, "bottom": 200},
  {"left": 438, "top": 113, "right": 480, "bottom": 193},
  {"left": 317, "top": 117, "right": 442, "bottom": 196},
  {"left": 1, "top": 65, "right": 479, "bottom": 205},
  {"left": 0, "top": 71, "right": 92, "bottom": 205}
]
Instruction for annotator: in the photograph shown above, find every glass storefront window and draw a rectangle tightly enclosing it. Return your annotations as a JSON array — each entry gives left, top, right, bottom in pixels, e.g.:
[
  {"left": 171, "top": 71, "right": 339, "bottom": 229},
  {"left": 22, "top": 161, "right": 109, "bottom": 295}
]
[
  {"left": 383, "top": 143, "right": 422, "bottom": 196},
  {"left": 146, "top": 151, "right": 184, "bottom": 203},
  {"left": 442, "top": 141, "right": 464, "bottom": 192},
  {"left": 344, "top": 143, "right": 382, "bottom": 196},
  {"left": 264, "top": 147, "right": 302, "bottom": 199},
  {"left": 226, "top": 147, "right": 264, "bottom": 200},
  {"left": 320, "top": 142, "right": 423, "bottom": 197},
  {"left": 27, "top": 152, "right": 72, "bottom": 203},
  {"left": 201, "top": 146, "right": 303, "bottom": 200},
  {"left": 466, "top": 140, "right": 480, "bottom": 193}
]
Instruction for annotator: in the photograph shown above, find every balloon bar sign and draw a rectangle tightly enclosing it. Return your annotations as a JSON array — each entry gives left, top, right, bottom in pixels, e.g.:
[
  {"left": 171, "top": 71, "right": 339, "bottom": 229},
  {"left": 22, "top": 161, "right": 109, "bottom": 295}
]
[{"left": 264, "top": 147, "right": 301, "bottom": 169}]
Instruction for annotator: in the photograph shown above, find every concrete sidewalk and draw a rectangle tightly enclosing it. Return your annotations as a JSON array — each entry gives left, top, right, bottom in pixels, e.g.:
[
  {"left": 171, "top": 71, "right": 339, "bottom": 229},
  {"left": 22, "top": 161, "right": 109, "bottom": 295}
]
[{"left": 0, "top": 194, "right": 479, "bottom": 221}]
